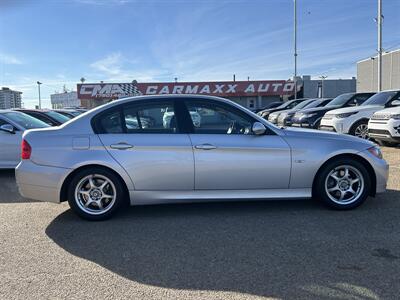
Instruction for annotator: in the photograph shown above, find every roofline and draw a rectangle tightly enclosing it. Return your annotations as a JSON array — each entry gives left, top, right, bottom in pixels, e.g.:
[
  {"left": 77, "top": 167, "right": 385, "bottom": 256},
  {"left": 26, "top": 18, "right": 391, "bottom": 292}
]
[{"left": 357, "top": 48, "right": 400, "bottom": 63}]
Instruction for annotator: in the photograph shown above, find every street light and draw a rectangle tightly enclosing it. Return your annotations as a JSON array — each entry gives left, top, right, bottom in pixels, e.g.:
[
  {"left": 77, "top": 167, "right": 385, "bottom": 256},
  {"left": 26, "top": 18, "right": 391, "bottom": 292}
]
[
  {"left": 293, "top": 0, "right": 298, "bottom": 99},
  {"left": 37, "top": 81, "right": 42, "bottom": 109},
  {"left": 319, "top": 75, "right": 328, "bottom": 98},
  {"left": 377, "top": 0, "right": 383, "bottom": 91}
]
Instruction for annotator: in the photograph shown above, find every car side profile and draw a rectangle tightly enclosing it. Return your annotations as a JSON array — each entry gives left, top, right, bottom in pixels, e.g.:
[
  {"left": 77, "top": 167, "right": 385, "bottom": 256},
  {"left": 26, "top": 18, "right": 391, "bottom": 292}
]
[
  {"left": 320, "top": 90, "right": 400, "bottom": 138},
  {"left": 16, "top": 95, "right": 388, "bottom": 220},
  {"left": 0, "top": 110, "right": 50, "bottom": 169},
  {"left": 291, "top": 92, "right": 375, "bottom": 129}
]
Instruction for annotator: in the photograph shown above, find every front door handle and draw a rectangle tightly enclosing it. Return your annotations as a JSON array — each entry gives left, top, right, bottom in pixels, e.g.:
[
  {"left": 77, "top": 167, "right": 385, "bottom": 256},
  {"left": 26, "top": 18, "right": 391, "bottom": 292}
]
[
  {"left": 110, "top": 143, "right": 133, "bottom": 150},
  {"left": 194, "top": 143, "right": 217, "bottom": 150}
]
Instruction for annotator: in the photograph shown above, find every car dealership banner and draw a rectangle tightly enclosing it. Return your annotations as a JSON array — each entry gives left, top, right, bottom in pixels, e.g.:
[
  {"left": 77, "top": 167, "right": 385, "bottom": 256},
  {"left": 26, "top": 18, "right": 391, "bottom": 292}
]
[{"left": 77, "top": 80, "right": 299, "bottom": 100}]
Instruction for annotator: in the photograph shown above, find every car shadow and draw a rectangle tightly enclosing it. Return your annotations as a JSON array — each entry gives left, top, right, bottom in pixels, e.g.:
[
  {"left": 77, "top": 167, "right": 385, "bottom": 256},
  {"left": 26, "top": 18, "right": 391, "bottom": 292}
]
[
  {"left": 0, "top": 169, "right": 38, "bottom": 203},
  {"left": 45, "top": 192, "right": 400, "bottom": 299}
]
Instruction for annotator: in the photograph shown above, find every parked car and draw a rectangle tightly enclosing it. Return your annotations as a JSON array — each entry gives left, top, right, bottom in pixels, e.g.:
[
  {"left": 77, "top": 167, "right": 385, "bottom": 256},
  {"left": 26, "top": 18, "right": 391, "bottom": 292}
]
[
  {"left": 16, "top": 95, "right": 388, "bottom": 220},
  {"left": 14, "top": 109, "right": 71, "bottom": 126},
  {"left": 276, "top": 98, "right": 333, "bottom": 127},
  {"left": 54, "top": 109, "right": 84, "bottom": 118},
  {"left": 258, "top": 98, "right": 308, "bottom": 120},
  {"left": 0, "top": 110, "right": 49, "bottom": 169},
  {"left": 368, "top": 106, "right": 400, "bottom": 146},
  {"left": 269, "top": 99, "right": 316, "bottom": 124},
  {"left": 320, "top": 90, "right": 400, "bottom": 139},
  {"left": 291, "top": 92, "right": 375, "bottom": 129},
  {"left": 253, "top": 101, "right": 282, "bottom": 113}
]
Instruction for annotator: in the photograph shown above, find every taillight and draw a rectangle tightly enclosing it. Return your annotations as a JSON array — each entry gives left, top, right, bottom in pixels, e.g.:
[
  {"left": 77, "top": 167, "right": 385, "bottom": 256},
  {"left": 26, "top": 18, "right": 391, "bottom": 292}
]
[{"left": 21, "top": 139, "right": 32, "bottom": 160}]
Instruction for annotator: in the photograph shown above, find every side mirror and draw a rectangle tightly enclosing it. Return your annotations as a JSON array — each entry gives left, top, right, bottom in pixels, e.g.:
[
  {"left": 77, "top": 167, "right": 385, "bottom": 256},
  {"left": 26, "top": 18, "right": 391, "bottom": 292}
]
[
  {"left": 0, "top": 124, "right": 15, "bottom": 134},
  {"left": 252, "top": 122, "right": 266, "bottom": 135},
  {"left": 392, "top": 100, "right": 400, "bottom": 106}
]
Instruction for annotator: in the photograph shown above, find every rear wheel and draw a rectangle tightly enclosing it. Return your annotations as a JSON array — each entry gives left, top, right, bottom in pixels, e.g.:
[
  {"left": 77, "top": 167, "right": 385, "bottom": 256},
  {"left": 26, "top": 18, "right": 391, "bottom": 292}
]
[
  {"left": 314, "top": 158, "right": 371, "bottom": 210},
  {"left": 350, "top": 120, "right": 369, "bottom": 139},
  {"left": 67, "top": 168, "right": 125, "bottom": 221}
]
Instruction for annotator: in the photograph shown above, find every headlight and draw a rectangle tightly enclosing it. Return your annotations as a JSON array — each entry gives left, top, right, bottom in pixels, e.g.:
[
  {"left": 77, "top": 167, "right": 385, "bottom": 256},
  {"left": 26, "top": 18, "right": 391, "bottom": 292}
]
[
  {"left": 336, "top": 112, "right": 357, "bottom": 118},
  {"left": 390, "top": 114, "right": 400, "bottom": 120},
  {"left": 367, "top": 146, "right": 383, "bottom": 159}
]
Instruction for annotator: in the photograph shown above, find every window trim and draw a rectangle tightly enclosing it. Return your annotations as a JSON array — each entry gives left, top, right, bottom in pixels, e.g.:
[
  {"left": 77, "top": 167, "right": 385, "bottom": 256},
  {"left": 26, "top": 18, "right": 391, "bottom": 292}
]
[
  {"left": 180, "top": 98, "right": 275, "bottom": 135},
  {"left": 92, "top": 99, "right": 184, "bottom": 134}
]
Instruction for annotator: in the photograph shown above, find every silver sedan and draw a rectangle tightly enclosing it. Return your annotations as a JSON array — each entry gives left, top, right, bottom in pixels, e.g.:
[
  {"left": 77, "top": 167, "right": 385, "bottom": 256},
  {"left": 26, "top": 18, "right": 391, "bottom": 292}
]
[
  {"left": 0, "top": 110, "right": 49, "bottom": 169},
  {"left": 16, "top": 95, "right": 389, "bottom": 220}
]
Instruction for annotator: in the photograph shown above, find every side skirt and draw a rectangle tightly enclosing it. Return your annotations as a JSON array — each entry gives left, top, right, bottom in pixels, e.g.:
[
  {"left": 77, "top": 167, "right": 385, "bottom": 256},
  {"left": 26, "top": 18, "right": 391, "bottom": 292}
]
[{"left": 129, "top": 188, "right": 312, "bottom": 206}]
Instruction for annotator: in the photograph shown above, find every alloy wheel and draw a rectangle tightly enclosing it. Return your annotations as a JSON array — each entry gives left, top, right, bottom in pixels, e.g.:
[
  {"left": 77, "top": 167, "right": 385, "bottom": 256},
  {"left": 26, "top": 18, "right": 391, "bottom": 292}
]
[
  {"left": 354, "top": 124, "right": 369, "bottom": 139},
  {"left": 74, "top": 174, "right": 117, "bottom": 215},
  {"left": 325, "top": 165, "right": 364, "bottom": 205}
]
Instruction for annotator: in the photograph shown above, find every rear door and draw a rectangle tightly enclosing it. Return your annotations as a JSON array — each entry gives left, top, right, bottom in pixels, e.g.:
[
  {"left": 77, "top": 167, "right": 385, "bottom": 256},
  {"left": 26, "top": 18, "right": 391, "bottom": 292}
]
[
  {"left": 95, "top": 99, "right": 194, "bottom": 191},
  {"left": 0, "top": 117, "right": 22, "bottom": 168},
  {"left": 183, "top": 99, "right": 291, "bottom": 190}
]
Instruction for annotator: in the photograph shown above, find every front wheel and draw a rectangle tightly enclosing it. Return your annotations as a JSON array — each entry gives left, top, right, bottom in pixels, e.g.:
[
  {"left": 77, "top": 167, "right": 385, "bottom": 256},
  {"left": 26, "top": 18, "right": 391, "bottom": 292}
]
[
  {"left": 67, "top": 168, "right": 126, "bottom": 221},
  {"left": 350, "top": 120, "right": 369, "bottom": 139},
  {"left": 314, "top": 158, "right": 371, "bottom": 210}
]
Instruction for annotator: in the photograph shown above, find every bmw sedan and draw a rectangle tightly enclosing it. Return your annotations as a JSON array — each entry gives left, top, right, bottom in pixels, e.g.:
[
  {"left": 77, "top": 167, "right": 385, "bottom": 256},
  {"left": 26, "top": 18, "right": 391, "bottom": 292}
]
[{"left": 16, "top": 95, "right": 389, "bottom": 220}]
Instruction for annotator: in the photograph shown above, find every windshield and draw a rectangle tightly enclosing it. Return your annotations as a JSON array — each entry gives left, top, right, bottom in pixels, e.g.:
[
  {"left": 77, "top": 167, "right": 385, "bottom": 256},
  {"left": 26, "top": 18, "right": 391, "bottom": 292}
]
[
  {"left": 326, "top": 94, "right": 354, "bottom": 107},
  {"left": 292, "top": 99, "right": 315, "bottom": 110},
  {"left": 44, "top": 111, "right": 71, "bottom": 123},
  {"left": 361, "top": 91, "right": 398, "bottom": 106},
  {"left": 4, "top": 112, "right": 50, "bottom": 129}
]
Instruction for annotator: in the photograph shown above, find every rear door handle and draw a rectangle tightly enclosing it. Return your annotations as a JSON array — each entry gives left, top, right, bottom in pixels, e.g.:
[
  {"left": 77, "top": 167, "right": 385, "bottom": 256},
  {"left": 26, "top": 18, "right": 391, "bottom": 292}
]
[
  {"left": 194, "top": 143, "right": 217, "bottom": 150},
  {"left": 110, "top": 143, "right": 133, "bottom": 150}
]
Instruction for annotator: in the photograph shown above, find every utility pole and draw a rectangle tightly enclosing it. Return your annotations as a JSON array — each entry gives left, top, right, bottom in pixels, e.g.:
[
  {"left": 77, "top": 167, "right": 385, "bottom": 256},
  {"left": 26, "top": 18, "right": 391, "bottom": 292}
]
[
  {"left": 377, "top": 0, "right": 383, "bottom": 92},
  {"left": 294, "top": 0, "right": 298, "bottom": 99},
  {"left": 37, "top": 81, "right": 42, "bottom": 109}
]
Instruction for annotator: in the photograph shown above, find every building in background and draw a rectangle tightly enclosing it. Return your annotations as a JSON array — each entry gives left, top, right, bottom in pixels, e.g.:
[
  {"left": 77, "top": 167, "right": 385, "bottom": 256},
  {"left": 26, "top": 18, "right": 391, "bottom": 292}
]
[
  {"left": 0, "top": 87, "right": 22, "bottom": 109},
  {"left": 50, "top": 91, "right": 80, "bottom": 108},
  {"left": 301, "top": 75, "right": 357, "bottom": 98},
  {"left": 357, "top": 49, "right": 400, "bottom": 92},
  {"left": 77, "top": 80, "right": 300, "bottom": 110}
]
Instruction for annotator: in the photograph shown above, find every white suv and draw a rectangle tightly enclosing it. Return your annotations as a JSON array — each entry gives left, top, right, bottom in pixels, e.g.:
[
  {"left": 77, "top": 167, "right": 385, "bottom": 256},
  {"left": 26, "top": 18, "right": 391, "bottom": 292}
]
[
  {"left": 368, "top": 106, "right": 400, "bottom": 146},
  {"left": 320, "top": 90, "right": 400, "bottom": 139}
]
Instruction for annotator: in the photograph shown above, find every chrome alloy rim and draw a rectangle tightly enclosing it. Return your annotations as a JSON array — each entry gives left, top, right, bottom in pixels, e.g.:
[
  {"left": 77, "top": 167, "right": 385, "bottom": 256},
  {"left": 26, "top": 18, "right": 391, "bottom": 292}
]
[
  {"left": 325, "top": 165, "right": 364, "bottom": 205},
  {"left": 354, "top": 124, "right": 369, "bottom": 139},
  {"left": 74, "top": 174, "right": 116, "bottom": 215}
]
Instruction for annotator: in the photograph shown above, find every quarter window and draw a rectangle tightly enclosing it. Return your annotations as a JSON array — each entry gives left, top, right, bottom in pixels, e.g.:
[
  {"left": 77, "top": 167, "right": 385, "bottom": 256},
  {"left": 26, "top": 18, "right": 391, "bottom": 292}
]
[{"left": 185, "top": 101, "right": 253, "bottom": 134}]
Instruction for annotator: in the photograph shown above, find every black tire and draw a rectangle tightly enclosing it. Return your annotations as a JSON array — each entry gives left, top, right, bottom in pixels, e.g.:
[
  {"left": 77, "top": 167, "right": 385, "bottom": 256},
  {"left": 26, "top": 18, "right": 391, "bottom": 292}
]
[
  {"left": 67, "top": 167, "right": 126, "bottom": 221},
  {"left": 314, "top": 158, "right": 371, "bottom": 210},
  {"left": 349, "top": 120, "right": 369, "bottom": 139}
]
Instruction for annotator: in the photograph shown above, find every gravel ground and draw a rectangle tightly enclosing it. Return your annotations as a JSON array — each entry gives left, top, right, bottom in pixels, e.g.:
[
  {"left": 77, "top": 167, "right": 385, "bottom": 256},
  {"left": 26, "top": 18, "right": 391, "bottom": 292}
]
[{"left": 0, "top": 147, "right": 399, "bottom": 300}]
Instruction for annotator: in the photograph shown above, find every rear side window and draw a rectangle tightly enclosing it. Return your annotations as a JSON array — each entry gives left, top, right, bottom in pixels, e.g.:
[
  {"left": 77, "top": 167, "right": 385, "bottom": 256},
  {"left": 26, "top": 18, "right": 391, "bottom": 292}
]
[
  {"left": 94, "top": 101, "right": 178, "bottom": 134},
  {"left": 123, "top": 102, "right": 177, "bottom": 133}
]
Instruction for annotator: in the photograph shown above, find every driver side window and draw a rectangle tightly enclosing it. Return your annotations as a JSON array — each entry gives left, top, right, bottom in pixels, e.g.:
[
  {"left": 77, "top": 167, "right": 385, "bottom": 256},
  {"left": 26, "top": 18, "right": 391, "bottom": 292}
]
[{"left": 185, "top": 101, "right": 253, "bottom": 135}]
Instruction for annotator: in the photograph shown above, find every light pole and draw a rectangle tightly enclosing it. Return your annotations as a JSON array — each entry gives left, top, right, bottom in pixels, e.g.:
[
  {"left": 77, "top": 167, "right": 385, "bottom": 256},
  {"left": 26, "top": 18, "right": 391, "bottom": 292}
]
[
  {"left": 293, "top": 0, "right": 298, "bottom": 99},
  {"left": 319, "top": 75, "right": 328, "bottom": 98},
  {"left": 37, "top": 81, "right": 42, "bottom": 109},
  {"left": 377, "top": 0, "right": 383, "bottom": 91}
]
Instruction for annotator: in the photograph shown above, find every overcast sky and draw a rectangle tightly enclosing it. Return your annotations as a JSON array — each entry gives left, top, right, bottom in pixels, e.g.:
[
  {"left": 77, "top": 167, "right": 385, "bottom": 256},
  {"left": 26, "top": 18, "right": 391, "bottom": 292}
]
[{"left": 1, "top": 0, "right": 399, "bottom": 108}]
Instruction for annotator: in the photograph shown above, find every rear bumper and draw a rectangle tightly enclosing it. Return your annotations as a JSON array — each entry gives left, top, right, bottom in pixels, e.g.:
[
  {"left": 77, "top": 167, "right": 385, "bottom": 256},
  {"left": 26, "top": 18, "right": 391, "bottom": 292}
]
[{"left": 15, "top": 160, "right": 70, "bottom": 203}]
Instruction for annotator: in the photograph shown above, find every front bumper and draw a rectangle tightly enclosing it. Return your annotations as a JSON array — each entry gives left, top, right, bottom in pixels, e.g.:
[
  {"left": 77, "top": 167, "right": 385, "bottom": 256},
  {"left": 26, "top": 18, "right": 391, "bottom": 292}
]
[
  {"left": 368, "top": 119, "right": 400, "bottom": 143},
  {"left": 320, "top": 117, "right": 349, "bottom": 134},
  {"left": 15, "top": 160, "right": 70, "bottom": 203}
]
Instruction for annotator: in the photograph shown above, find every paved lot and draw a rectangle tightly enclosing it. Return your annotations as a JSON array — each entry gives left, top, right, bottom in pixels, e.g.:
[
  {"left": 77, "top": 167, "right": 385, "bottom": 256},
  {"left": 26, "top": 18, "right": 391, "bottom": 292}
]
[{"left": 0, "top": 147, "right": 399, "bottom": 300}]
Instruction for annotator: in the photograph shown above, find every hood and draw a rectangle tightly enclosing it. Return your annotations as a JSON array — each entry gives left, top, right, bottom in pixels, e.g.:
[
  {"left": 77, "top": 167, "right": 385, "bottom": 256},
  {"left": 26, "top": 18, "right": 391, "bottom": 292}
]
[
  {"left": 372, "top": 106, "right": 400, "bottom": 115},
  {"left": 283, "top": 126, "right": 375, "bottom": 147},
  {"left": 327, "top": 105, "right": 383, "bottom": 115}
]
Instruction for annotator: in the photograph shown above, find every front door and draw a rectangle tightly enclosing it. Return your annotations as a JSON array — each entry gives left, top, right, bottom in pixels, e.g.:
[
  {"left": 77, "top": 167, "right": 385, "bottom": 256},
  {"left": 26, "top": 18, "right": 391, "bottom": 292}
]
[
  {"left": 183, "top": 99, "right": 291, "bottom": 190},
  {"left": 96, "top": 100, "right": 194, "bottom": 191}
]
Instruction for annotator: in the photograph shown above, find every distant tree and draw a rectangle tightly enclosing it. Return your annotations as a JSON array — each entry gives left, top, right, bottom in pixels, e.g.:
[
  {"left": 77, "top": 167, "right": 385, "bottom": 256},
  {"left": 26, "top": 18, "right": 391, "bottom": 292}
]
[{"left": 80, "top": 77, "right": 86, "bottom": 83}]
